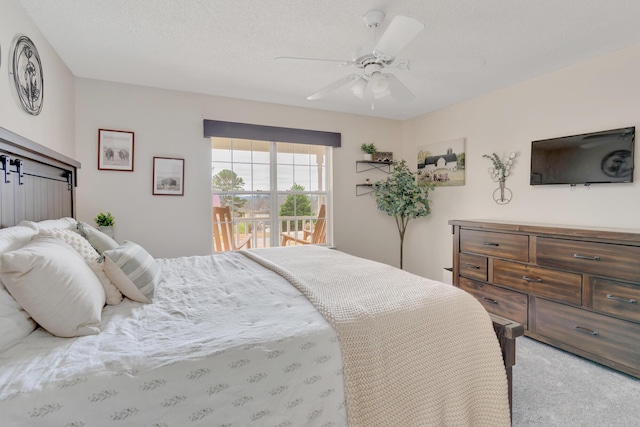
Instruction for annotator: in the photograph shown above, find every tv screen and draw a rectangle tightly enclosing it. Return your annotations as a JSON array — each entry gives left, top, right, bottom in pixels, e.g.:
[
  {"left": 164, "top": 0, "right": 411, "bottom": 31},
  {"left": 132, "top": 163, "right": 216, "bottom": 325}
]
[{"left": 530, "top": 126, "right": 635, "bottom": 185}]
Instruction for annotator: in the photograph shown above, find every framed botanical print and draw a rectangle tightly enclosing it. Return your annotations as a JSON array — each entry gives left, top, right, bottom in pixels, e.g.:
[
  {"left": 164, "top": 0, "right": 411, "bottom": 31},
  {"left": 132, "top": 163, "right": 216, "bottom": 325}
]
[
  {"left": 153, "top": 157, "right": 184, "bottom": 196},
  {"left": 98, "top": 129, "right": 134, "bottom": 171}
]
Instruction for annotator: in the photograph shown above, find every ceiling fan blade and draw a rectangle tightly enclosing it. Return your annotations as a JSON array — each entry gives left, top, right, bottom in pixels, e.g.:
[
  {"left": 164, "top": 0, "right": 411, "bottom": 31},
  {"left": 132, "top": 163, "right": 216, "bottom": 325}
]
[
  {"left": 307, "top": 74, "right": 360, "bottom": 100},
  {"left": 385, "top": 74, "right": 415, "bottom": 102},
  {"left": 374, "top": 15, "right": 425, "bottom": 60},
  {"left": 275, "top": 56, "right": 356, "bottom": 66}
]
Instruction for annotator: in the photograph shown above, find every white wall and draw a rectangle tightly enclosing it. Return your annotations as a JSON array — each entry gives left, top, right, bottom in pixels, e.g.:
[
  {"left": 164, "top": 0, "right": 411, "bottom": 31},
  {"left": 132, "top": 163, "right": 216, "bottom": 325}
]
[
  {"left": 0, "top": 1, "right": 75, "bottom": 158},
  {"left": 402, "top": 44, "right": 640, "bottom": 281},
  {"left": 6, "top": 2, "right": 640, "bottom": 277},
  {"left": 75, "top": 79, "right": 403, "bottom": 259}
]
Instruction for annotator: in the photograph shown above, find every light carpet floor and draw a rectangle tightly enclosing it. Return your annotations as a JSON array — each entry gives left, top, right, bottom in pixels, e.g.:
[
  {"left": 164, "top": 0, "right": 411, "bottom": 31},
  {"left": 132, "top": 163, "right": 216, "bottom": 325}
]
[{"left": 512, "top": 337, "right": 640, "bottom": 427}]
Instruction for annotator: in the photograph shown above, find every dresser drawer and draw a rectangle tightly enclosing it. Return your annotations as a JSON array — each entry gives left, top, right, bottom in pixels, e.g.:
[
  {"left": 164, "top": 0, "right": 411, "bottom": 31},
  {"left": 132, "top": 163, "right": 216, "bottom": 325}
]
[
  {"left": 459, "top": 277, "right": 528, "bottom": 327},
  {"left": 460, "top": 229, "right": 529, "bottom": 262},
  {"left": 537, "top": 237, "right": 640, "bottom": 283},
  {"left": 493, "top": 260, "right": 582, "bottom": 305},
  {"left": 459, "top": 253, "right": 487, "bottom": 281},
  {"left": 592, "top": 278, "right": 640, "bottom": 323},
  {"left": 534, "top": 298, "right": 640, "bottom": 371}
]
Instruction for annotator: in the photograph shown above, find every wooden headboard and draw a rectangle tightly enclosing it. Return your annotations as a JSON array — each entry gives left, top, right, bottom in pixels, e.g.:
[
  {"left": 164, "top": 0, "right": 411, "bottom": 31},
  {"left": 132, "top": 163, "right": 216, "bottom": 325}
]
[{"left": 0, "top": 127, "right": 80, "bottom": 227}]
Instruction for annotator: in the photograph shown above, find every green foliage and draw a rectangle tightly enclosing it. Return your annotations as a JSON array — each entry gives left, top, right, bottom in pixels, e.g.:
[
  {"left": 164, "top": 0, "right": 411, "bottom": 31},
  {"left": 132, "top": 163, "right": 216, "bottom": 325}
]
[
  {"left": 212, "top": 169, "right": 247, "bottom": 213},
  {"left": 457, "top": 152, "right": 466, "bottom": 169},
  {"left": 280, "top": 183, "right": 313, "bottom": 231},
  {"left": 212, "top": 168, "right": 245, "bottom": 191},
  {"left": 483, "top": 152, "right": 516, "bottom": 182},
  {"left": 360, "top": 142, "right": 377, "bottom": 154},
  {"left": 372, "top": 160, "right": 433, "bottom": 268},
  {"left": 94, "top": 212, "right": 115, "bottom": 227}
]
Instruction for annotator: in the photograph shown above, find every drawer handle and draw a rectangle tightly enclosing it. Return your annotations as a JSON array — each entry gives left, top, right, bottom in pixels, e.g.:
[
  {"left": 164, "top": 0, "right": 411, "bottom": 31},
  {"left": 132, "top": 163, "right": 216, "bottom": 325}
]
[
  {"left": 573, "top": 253, "right": 600, "bottom": 261},
  {"left": 482, "top": 297, "right": 498, "bottom": 304},
  {"left": 522, "top": 275, "right": 543, "bottom": 283},
  {"left": 606, "top": 294, "right": 637, "bottom": 304},
  {"left": 572, "top": 325, "right": 599, "bottom": 336},
  {"left": 464, "top": 263, "right": 481, "bottom": 269},
  {"left": 483, "top": 242, "right": 499, "bottom": 246}
]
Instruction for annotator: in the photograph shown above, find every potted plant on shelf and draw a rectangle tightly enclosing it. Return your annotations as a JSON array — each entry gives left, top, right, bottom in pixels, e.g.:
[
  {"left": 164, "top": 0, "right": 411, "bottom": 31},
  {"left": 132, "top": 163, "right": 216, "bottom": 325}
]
[
  {"left": 361, "top": 142, "right": 377, "bottom": 161},
  {"left": 94, "top": 212, "right": 115, "bottom": 238},
  {"left": 372, "top": 160, "right": 434, "bottom": 269}
]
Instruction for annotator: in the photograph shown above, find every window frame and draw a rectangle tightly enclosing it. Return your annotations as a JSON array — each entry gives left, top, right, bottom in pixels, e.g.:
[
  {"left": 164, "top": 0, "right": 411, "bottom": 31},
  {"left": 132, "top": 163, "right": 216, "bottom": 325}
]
[{"left": 212, "top": 139, "right": 332, "bottom": 248}]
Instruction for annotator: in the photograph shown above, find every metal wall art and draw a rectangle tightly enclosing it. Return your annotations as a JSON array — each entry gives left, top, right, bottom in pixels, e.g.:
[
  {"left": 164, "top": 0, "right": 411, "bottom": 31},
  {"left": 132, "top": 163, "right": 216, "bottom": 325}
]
[
  {"left": 483, "top": 152, "right": 517, "bottom": 204},
  {"left": 11, "top": 35, "right": 44, "bottom": 116}
]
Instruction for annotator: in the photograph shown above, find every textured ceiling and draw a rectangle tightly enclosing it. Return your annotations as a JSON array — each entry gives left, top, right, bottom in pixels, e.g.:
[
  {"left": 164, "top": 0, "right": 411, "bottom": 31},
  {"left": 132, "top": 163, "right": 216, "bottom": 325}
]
[{"left": 17, "top": 0, "right": 640, "bottom": 120}]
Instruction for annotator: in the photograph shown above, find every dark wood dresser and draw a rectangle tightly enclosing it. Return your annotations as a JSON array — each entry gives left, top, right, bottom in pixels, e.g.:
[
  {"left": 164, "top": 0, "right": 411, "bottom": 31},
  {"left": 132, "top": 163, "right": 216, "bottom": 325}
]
[{"left": 449, "top": 219, "right": 640, "bottom": 378}]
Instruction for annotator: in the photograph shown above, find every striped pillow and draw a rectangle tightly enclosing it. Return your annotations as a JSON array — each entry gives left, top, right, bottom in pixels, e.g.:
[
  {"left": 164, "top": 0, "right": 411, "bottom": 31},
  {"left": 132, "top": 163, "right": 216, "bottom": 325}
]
[{"left": 102, "top": 241, "right": 161, "bottom": 303}]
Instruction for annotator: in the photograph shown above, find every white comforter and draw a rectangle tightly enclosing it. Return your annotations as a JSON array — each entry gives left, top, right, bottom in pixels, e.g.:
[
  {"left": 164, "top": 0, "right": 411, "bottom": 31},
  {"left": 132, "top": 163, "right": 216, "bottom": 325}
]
[{"left": 0, "top": 252, "right": 346, "bottom": 426}]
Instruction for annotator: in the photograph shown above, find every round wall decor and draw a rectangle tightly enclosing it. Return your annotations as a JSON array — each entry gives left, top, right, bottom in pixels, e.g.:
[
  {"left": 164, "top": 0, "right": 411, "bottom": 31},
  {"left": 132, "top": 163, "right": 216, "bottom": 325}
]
[{"left": 11, "top": 35, "right": 44, "bottom": 116}]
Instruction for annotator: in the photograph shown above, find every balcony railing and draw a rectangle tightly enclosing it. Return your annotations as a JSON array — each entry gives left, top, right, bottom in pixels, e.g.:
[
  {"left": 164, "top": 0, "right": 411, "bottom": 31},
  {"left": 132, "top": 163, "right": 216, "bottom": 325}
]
[{"left": 215, "top": 214, "right": 321, "bottom": 250}]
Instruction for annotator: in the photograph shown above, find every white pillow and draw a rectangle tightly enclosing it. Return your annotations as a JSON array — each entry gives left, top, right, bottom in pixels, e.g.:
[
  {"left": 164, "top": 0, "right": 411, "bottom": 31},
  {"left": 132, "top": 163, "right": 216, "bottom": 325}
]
[
  {"left": 0, "top": 236, "right": 105, "bottom": 338},
  {"left": 103, "top": 241, "right": 162, "bottom": 303},
  {"left": 0, "top": 225, "right": 38, "bottom": 253},
  {"left": 18, "top": 217, "right": 78, "bottom": 232},
  {"left": 0, "top": 225, "right": 39, "bottom": 352},
  {"left": 39, "top": 228, "right": 123, "bottom": 306},
  {"left": 0, "top": 283, "right": 36, "bottom": 352},
  {"left": 77, "top": 221, "right": 119, "bottom": 254}
]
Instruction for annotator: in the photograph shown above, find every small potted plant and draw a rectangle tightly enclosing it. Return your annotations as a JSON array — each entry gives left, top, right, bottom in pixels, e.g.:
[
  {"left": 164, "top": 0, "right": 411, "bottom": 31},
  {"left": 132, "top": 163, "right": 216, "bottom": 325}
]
[
  {"left": 361, "top": 142, "right": 377, "bottom": 161},
  {"left": 94, "top": 212, "right": 115, "bottom": 237}
]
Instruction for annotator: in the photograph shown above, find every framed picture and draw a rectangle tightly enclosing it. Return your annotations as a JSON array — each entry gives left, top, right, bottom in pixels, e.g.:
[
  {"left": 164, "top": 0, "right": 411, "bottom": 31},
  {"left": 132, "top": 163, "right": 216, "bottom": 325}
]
[
  {"left": 98, "top": 129, "right": 134, "bottom": 171},
  {"left": 153, "top": 157, "right": 185, "bottom": 196},
  {"left": 374, "top": 151, "right": 393, "bottom": 162},
  {"left": 417, "top": 138, "right": 466, "bottom": 187}
]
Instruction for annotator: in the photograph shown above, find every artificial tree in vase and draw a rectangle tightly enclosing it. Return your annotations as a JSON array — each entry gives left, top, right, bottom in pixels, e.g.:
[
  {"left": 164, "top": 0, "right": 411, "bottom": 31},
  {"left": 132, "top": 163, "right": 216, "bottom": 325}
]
[{"left": 372, "top": 160, "right": 433, "bottom": 269}]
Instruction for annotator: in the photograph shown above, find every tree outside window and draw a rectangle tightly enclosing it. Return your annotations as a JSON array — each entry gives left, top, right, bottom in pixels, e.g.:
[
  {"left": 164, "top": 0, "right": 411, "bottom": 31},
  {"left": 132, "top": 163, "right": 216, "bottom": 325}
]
[
  {"left": 212, "top": 169, "right": 247, "bottom": 215},
  {"left": 279, "top": 183, "right": 312, "bottom": 231}
]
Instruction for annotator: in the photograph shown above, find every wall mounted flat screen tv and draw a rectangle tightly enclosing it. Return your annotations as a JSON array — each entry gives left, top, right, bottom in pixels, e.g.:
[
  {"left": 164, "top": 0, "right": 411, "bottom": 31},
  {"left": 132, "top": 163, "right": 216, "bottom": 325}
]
[{"left": 530, "top": 126, "right": 635, "bottom": 185}]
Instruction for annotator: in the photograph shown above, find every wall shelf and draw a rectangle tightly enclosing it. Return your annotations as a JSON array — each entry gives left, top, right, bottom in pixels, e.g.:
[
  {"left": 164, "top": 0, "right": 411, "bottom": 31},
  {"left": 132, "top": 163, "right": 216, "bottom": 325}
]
[
  {"left": 356, "top": 183, "right": 374, "bottom": 196},
  {"left": 356, "top": 160, "right": 392, "bottom": 174}
]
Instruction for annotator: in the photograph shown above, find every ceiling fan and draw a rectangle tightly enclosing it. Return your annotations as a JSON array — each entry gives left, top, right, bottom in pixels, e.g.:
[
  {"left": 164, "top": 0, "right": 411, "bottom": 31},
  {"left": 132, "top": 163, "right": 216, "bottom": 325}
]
[{"left": 276, "top": 10, "right": 425, "bottom": 109}]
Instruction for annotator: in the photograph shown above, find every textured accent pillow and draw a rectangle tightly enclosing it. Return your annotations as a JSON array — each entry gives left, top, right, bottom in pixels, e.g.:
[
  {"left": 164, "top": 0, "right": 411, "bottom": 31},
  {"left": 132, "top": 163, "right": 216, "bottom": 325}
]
[
  {"left": 0, "top": 236, "right": 105, "bottom": 338},
  {"left": 0, "top": 225, "right": 39, "bottom": 351},
  {"left": 39, "top": 228, "right": 123, "bottom": 305},
  {"left": 103, "top": 241, "right": 161, "bottom": 303},
  {"left": 77, "top": 221, "right": 119, "bottom": 254}
]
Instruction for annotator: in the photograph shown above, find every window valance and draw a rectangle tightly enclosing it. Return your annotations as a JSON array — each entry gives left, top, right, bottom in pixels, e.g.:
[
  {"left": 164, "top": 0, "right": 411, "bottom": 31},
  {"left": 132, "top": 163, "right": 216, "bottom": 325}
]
[{"left": 203, "top": 120, "right": 341, "bottom": 147}]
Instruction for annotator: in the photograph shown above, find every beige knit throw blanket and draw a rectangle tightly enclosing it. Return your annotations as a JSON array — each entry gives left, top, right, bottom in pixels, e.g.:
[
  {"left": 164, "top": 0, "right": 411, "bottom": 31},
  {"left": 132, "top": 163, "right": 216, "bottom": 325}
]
[{"left": 241, "top": 246, "right": 510, "bottom": 427}]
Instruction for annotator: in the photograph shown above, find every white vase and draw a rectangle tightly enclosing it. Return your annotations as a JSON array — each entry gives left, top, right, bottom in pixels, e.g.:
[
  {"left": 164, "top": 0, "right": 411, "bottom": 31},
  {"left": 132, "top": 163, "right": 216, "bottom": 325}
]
[
  {"left": 363, "top": 153, "right": 373, "bottom": 161},
  {"left": 98, "top": 225, "right": 114, "bottom": 238}
]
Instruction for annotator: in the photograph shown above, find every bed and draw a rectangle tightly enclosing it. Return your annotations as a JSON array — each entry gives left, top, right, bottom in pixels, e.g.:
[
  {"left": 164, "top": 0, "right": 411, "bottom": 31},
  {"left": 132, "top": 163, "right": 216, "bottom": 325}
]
[{"left": 0, "top": 127, "right": 517, "bottom": 426}]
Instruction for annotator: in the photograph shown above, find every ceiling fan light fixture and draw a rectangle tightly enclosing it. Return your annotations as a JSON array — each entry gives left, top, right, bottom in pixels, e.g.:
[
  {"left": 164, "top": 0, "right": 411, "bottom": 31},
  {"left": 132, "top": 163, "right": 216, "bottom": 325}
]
[
  {"left": 351, "top": 77, "right": 367, "bottom": 98},
  {"left": 369, "top": 72, "right": 389, "bottom": 94},
  {"left": 374, "top": 88, "right": 391, "bottom": 99}
]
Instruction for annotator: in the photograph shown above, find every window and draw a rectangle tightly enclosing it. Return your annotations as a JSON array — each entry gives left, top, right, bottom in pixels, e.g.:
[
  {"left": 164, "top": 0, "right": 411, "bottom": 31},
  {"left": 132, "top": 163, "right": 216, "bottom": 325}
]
[{"left": 211, "top": 137, "right": 331, "bottom": 249}]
